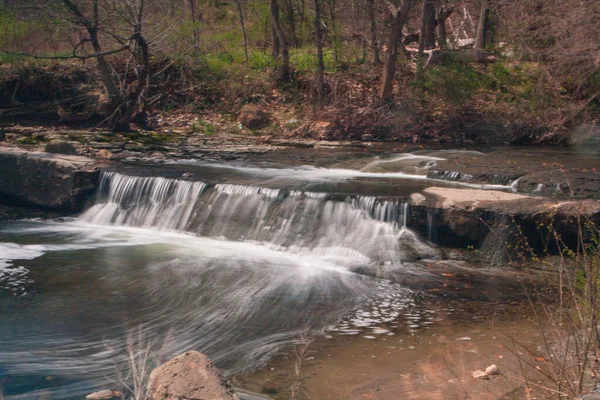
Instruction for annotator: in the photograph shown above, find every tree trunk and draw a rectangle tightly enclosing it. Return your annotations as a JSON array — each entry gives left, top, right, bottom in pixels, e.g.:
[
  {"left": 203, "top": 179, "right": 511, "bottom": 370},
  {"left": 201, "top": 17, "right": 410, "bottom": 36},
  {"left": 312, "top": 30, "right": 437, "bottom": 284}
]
[
  {"left": 435, "top": 0, "right": 454, "bottom": 49},
  {"left": 271, "top": 0, "right": 281, "bottom": 57},
  {"left": 114, "top": 0, "right": 150, "bottom": 131},
  {"left": 313, "top": 0, "right": 325, "bottom": 102},
  {"left": 188, "top": 0, "right": 201, "bottom": 47},
  {"left": 367, "top": 0, "right": 381, "bottom": 65},
  {"left": 234, "top": 0, "right": 249, "bottom": 62},
  {"left": 327, "top": 0, "right": 338, "bottom": 64},
  {"left": 116, "top": 33, "right": 150, "bottom": 130},
  {"left": 271, "top": 0, "right": 291, "bottom": 84},
  {"left": 418, "top": 0, "right": 436, "bottom": 52},
  {"left": 61, "top": 0, "right": 120, "bottom": 107},
  {"left": 285, "top": 0, "right": 298, "bottom": 47},
  {"left": 299, "top": 0, "right": 306, "bottom": 47},
  {"left": 379, "top": 0, "right": 411, "bottom": 101},
  {"left": 475, "top": 0, "right": 497, "bottom": 50}
]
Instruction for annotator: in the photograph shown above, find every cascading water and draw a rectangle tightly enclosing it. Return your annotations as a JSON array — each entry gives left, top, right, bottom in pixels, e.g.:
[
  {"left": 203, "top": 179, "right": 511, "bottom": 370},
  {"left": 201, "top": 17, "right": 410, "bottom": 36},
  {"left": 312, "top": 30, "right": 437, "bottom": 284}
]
[
  {"left": 82, "top": 172, "right": 207, "bottom": 230},
  {"left": 81, "top": 172, "right": 429, "bottom": 264},
  {"left": 0, "top": 171, "right": 436, "bottom": 399}
]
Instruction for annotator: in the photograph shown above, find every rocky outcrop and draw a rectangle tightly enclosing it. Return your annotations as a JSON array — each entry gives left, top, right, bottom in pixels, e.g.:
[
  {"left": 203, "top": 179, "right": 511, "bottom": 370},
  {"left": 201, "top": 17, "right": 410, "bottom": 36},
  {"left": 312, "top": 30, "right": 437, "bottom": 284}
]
[
  {"left": 147, "top": 351, "right": 240, "bottom": 400},
  {"left": 0, "top": 147, "right": 99, "bottom": 211},
  {"left": 409, "top": 187, "right": 600, "bottom": 259}
]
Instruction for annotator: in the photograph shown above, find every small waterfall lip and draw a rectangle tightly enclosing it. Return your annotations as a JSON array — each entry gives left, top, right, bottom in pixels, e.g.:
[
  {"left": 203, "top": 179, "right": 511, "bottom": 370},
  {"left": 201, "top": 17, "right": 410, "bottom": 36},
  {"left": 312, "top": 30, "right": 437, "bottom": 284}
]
[{"left": 165, "top": 158, "right": 520, "bottom": 192}]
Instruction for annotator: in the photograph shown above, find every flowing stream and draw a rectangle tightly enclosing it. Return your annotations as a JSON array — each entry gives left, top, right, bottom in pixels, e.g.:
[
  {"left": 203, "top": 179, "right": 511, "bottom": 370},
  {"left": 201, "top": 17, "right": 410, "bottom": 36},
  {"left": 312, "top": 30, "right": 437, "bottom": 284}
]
[{"left": 0, "top": 153, "right": 539, "bottom": 399}]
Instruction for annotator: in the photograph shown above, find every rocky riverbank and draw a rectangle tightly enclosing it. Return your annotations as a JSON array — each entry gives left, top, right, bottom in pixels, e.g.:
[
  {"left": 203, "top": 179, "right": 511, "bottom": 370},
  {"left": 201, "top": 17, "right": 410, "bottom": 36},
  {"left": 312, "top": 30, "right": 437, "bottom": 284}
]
[
  {"left": 0, "top": 147, "right": 99, "bottom": 211},
  {"left": 410, "top": 187, "right": 600, "bottom": 263}
]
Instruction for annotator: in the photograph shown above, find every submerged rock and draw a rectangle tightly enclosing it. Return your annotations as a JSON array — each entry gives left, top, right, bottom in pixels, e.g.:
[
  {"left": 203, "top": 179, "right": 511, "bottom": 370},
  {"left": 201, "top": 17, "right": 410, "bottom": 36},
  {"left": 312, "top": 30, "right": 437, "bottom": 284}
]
[{"left": 147, "top": 351, "right": 240, "bottom": 400}]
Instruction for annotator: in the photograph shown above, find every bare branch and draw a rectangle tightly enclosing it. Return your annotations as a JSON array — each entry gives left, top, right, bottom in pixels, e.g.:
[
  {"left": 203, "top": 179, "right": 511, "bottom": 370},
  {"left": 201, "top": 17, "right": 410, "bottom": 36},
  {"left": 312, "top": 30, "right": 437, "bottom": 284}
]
[{"left": 2, "top": 45, "right": 130, "bottom": 60}]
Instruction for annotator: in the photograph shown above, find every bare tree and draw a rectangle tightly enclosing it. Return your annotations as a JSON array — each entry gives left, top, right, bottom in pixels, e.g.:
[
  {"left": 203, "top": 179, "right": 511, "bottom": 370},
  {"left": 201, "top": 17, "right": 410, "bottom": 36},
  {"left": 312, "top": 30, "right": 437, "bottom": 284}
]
[
  {"left": 61, "top": 0, "right": 121, "bottom": 107},
  {"left": 51, "top": 0, "right": 151, "bottom": 130},
  {"left": 284, "top": 0, "right": 298, "bottom": 47},
  {"left": 187, "top": 0, "right": 201, "bottom": 47},
  {"left": 435, "top": 0, "right": 454, "bottom": 48},
  {"left": 313, "top": 0, "right": 325, "bottom": 102},
  {"left": 232, "top": 0, "right": 249, "bottom": 63},
  {"left": 475, "top": 0, "right": 497, "bottom": 50},
  {"left": 271, "top": 0, "right": 291, "bottom": 84},
  {"left": 367, "top": 0, "right": 381, "bottom": 65},
  {"left": 418, "top": 0, "right": 436, "bottom": 52},
  {"left": 379, "top": 0, "right": 412, "bottom": 100},
  {"left": 327, "top": 0, "right": 338, "bottom": 64}
]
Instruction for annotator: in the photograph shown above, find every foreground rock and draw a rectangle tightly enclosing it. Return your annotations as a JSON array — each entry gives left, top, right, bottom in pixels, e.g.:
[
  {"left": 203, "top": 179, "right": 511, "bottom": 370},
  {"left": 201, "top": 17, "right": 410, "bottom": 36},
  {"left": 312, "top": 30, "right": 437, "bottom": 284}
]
[
  {"left": 0, "top": 147, "right": 99, "bottom": 211},
  {"left": 147, "top": 351, "right": 240, "bottom": 400}
]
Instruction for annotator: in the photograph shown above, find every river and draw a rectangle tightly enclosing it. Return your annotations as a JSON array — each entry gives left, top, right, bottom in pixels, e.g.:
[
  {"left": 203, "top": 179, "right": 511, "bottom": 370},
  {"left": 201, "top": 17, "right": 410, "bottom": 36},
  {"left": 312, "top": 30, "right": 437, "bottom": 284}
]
[{"left": 0, "top": 148, "right": 562, "bottom": 399}]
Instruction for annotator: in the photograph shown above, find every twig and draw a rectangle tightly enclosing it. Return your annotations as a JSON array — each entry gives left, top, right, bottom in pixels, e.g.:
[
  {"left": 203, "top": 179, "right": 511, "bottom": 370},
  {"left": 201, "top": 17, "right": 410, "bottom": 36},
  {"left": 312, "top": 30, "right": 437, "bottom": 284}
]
[{"left": 505, "top": 375, "right": 569, "bottom": 396}]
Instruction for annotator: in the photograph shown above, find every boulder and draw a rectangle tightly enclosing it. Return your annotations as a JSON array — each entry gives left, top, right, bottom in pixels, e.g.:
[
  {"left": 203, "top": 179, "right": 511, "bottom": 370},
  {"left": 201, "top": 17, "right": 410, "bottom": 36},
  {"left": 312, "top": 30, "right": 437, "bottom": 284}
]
[
  {"left": 239, "top": 104, "right": 268, "bottom": 129},
  {"left": 147, "top": 351, "right": 240, "bottom": 400},
  {"left": 45, "top": 139, "right": 77, "bottom": 155},
  {"left": 0, "top": 147, "right": 99, "bottom": 211}
]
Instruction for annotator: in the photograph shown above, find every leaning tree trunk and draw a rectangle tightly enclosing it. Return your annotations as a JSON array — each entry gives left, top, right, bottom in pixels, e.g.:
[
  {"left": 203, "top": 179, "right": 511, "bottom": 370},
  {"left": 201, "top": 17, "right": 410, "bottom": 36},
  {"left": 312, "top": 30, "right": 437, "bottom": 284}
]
[
  {"left": 379, "top": 0, "right": 411, "bottom": 101},
  {"left": 418, "top": 0, "right": 437, "bottom": 52},
  {"left": 270, "top": 0, "right": 291, "bottom": 84},
  {"left": 367, "top": 0, "right": 381, "bottom": 65}
]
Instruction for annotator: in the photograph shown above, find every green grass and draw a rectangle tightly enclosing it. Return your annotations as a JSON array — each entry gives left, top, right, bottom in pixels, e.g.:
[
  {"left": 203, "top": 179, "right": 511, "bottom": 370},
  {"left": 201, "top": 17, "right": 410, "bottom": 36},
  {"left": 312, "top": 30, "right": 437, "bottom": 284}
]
[{"left": 190, "top": 121, "right": 217, "bottom": 135}]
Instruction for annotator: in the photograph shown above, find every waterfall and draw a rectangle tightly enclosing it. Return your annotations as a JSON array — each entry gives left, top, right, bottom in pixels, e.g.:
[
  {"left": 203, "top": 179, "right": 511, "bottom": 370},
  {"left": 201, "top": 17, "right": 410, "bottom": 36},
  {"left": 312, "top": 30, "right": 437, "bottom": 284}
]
[
  {"left": 81, "top": 172, "right": 207, "bottom": 231},
  {"left": 80, "top": 172, "right": 426, "bottom": 263}
]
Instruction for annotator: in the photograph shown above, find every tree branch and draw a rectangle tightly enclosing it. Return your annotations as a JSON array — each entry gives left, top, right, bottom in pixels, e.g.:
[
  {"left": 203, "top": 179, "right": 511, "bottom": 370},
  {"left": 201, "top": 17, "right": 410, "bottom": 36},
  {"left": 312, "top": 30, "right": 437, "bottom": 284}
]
[{"left": 2, "top": 46, "right": 130, "bottom": 60}]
